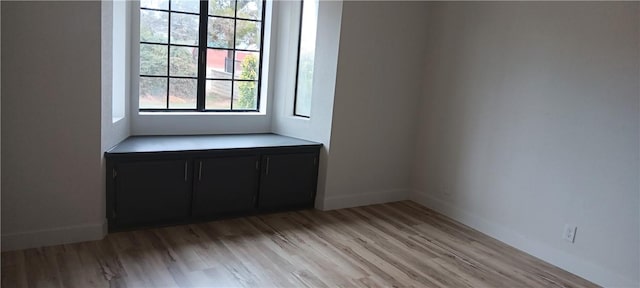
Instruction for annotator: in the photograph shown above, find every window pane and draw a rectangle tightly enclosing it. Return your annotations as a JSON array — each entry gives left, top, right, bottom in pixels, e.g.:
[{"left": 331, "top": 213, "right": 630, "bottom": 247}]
[
  {"left": 233, "top": 81, "right": 257, "bottom": 110},
  {"left": 141, "top": 0, "right": 168, "bottom": 10},
  {"left": 234, "top": 51, "right": 258, "bottom": 80},
  {"left": 295, "top": 0, "right": 318, "bottom": 117},
  {"left": 140, "top": 10, "right": 168, "bottom": 43},
  {"left": 138, "top": 0, "right": 264, "bottom": 112},
  {"left": 237, "top": 0, "right": 262, "bottom": 20},
  {"left": 235, "top": 20, "right": 260, "bottom": 50},
  {"left": 171, "top": 0, "right": 200, "bottom": 13},
  {"left": 208, "top": 17, "right": 234, "bottom": 49},
  {"left": 139, "top": 77, "right": 167, "bottom": 109},
  {"left": 169, "top": 78, "right": 197, "bottom": 108},
  {"left": 170, "top": 13, "right": 199, "bottom": 45},
  {"left": 209, "top": 0, "right": 235, "bottom": 17},
  {"left": 206, "top": 80, "right": 232, "bottom": 109},
  {"left": 140, "top": 44, "right": 168, "bottom": 76},
  {"left": 206, "top": 49, "right": 233, "bottom": 79},
  {"left": 169, "top": 46, "right": 198, "bottom": 77}
]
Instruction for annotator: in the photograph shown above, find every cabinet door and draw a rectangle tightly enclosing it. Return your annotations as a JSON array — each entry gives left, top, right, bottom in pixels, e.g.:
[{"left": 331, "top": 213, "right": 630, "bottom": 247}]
[
  {"left": 193, "top": 155, "right": 260, "bottom": 217},
  {"left": 259, "top": 153, "right": 318, "bottom": 209},
  {"left": 115, "top": 159, "right": 191, "bottom": 226}
]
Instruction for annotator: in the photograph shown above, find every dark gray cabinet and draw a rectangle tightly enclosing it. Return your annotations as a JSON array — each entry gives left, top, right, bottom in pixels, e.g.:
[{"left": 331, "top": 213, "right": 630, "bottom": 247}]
[
  {"left": 105, "top": 134, "right": 321, "bottom": 232},
  {"left": 115, "top": 160, "right": 192, "bottom": 226},
  {"left": 193, "top": 155, "right": 260, "bottom": 217},
  {"left": 259, "top": 153, "right": 318, "bottom": 209}
]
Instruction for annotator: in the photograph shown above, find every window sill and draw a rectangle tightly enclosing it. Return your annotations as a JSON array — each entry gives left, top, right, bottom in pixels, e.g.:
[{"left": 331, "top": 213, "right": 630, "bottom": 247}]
[
  {"left": 138, "top": 111, "right": 266, "bottom": 116},
  {"left": 289, "top": 115, "right": 311, "bottom": 121},
  {"left": 112, "top": 116, "right": 125, "bottom": 123}
]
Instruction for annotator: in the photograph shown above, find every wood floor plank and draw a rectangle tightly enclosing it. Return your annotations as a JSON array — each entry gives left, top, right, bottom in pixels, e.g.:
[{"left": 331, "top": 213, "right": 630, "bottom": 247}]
[
  {"left": 300, "top": 210, "right": 436, "bottom": 287},
  {"left": 389, "top": 203, "right": 566, "bottom": 287},
  {"left": 2, "top": 250, "right": 29, "bottom": 288},
  {"left": 333, "top": 209, "right": 467, "bottom": 288},
  {"left": 345, "top": 207, "right": 506, "bottom": 288},
  {"left": 1, "top": 201, "right": 599, "bottom": 288},
  {"left": 255, "top": 213, "right": 371, "bottom": 287}
]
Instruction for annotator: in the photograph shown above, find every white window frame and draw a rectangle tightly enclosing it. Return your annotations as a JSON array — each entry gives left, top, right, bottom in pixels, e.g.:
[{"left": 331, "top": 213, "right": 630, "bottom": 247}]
[{"left": 128, "top": 0, "right": 276, "bottom": 135}]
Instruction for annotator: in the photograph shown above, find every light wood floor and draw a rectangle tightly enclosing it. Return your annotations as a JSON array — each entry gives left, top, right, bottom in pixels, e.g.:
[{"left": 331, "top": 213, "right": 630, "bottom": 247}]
[{"left": 2, "top": 201, "right": 598, "bottom": 288}]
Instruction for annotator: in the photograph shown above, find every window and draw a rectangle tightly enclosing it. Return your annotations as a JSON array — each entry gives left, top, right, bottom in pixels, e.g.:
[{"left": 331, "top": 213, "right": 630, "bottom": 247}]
[
  {"left": 138, "top": 0, "right": 265, "bottom": 112},
  {"left": 293, "top": 0, "right": 318, "bottom": 118},
  {"left": 112, "top": 0, "right": 127, "bottom": 122}
]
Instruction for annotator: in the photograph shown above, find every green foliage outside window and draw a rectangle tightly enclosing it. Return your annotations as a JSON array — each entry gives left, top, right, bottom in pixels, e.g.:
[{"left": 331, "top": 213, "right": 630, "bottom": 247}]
[
  {"left": 139, "top": 0, "right": 262, "bottom": 110},
  {"left": 236, "top": 54, "right": 258, "bottom": 109}
]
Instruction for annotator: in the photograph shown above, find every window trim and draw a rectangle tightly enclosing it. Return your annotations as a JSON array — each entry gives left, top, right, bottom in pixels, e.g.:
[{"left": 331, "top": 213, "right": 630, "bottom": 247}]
[
  {"left": 292, "top": 0, "right": 307, "bottom": 118},
  {"left": 138, "top": 0, "right": 267, "bottom": 112},
  {"left": 292, "top": 0, "right": 317, "bottom": 119}
]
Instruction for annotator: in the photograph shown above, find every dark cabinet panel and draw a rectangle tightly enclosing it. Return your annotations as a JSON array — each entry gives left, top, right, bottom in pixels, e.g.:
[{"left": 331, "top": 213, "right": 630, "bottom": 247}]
[
  {"left": 259, "top": 153, "right": 318, "bottom": 209},
  {"left": 193, "top": 155, "right": 260, "bottom": 217},
  {"left": 115, "top": 160, "right": 192, "bottom": 226},
  {"left": 106, "top": 133, "right": 321, "bottom": 232}
]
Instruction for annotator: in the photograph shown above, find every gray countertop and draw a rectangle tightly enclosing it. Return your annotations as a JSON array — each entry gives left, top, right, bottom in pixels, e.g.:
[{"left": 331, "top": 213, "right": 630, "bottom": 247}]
[{"left": 105, "top": 133, "right": 321, "bottom": 155}]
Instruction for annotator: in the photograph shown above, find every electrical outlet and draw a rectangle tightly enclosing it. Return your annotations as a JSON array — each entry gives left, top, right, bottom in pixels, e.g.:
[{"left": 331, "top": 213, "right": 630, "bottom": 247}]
[{"left": 562, "top": 225, "right": 577, "bottom": 243}]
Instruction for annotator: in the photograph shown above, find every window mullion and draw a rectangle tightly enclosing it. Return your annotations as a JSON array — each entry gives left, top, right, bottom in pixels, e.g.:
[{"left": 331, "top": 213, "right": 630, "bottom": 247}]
[
  {"left": 196, "top": 0, "right": 209, "bottom": 111},
  {"left": 166, "top": 1, "right": 172, "bottom": 109},
  {"left": 256, "top": 0, "right": 266, "bottom": 112},
  {"left": 230, "top": 0, "right": 238, "bottom": 110}
]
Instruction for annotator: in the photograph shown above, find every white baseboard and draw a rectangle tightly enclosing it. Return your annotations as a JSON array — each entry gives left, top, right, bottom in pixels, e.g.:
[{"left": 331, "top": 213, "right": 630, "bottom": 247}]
[
  {"left": 410, "top": 190, "right": 637, "bottom": 288},
  {"left": 322, "top": 189, "right": 409, "bottom": 211},
  {"left": 1, "top": 221, "right": 107, "bottom": 251}
]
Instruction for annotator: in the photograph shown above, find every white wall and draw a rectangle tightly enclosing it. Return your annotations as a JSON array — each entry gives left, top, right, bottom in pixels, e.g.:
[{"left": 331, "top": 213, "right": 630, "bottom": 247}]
[
  {"left": 101, "top": 0, "right": 132, "bottom": 241},
  {"left": 102, "top": 0, "right": 131, "bottom": 154},
  {"left": 270, "top": 0, "right": 343, "bottom": 209},
  {"left": 1, "top": 1, "right": 104, "bottom": 250},
  {"left": 321, "top": 1, "right": 428, "bottom": 210},
  {"left": 412, "top": 2, "right": 639, "bottom": 287}
]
